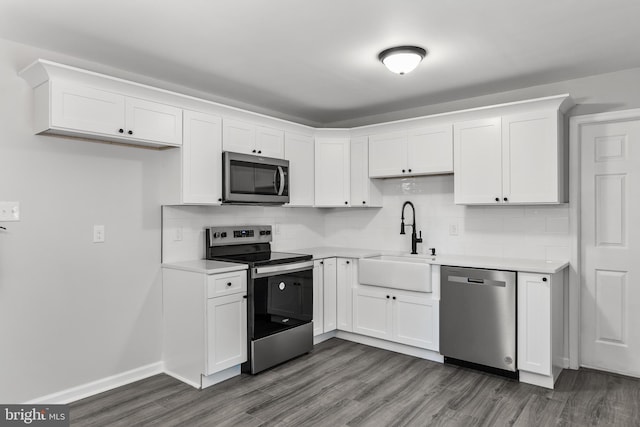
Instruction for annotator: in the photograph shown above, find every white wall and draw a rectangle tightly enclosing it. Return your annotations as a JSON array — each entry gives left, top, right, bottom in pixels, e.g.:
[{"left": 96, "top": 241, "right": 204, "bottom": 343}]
[
  {"left": 0, "top": 39, "right": 165, "bottom": 402},
  {"left": 324, "top": 175, "right": 570, "bottom": 260}
]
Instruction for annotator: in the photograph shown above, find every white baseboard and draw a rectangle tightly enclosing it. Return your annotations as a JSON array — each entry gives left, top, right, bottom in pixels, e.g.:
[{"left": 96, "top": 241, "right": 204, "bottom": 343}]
[
  {"left": 335, "top": 331, "right": 444, "bottom": 363},
  {"left": 25, "top": 362, "right": 164, "bottom": 404},
  {"left": 313, "top": 330, "right": 337, "bottom": 345},
  {"left": 201, "top": 365, "right": 241, "bottom": 389}
]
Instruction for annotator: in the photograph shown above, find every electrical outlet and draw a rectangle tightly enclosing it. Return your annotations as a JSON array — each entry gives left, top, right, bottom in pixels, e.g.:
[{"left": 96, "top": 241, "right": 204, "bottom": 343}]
[
  {"left": 93, "top": 225, "right": 105, "bottom": 243},
  {"left": 174, "top": 226, "right": 183, "bottom": 241},
  {"left": 0, "top": 201, "right": 20, "bottom": 221},
  {"left": 449, "top": 223, "right": 459, "bottom": 236},
  {"left": 274, "top": 223, "right": 281, "bottom": 235}
]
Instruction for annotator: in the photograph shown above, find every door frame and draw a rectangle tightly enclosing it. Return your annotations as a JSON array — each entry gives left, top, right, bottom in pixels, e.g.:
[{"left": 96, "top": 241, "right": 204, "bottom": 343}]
[{"left": 568, "top": 108, "right": 640, "bottom": 369}]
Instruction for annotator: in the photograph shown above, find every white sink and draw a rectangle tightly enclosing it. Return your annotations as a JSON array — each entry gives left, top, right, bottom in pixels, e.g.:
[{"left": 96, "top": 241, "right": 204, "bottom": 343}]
[{"left": 358, "top": 255, "right": 433, "bottom": 292}]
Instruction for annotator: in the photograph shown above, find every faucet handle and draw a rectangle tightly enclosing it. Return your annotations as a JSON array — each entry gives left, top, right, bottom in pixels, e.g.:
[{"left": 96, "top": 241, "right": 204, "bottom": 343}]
[{"left": 416, "top": 230, "right": 423, "bottom": 242}]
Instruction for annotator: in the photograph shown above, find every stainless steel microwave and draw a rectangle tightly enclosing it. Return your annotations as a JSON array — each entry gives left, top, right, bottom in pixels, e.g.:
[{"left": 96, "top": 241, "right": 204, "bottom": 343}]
[{"left": 222, "top": 151, "right": 289, "bottom": 204}]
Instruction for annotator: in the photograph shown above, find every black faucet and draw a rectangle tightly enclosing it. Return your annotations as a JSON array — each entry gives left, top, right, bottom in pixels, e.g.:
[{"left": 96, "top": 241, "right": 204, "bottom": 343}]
[{"left": 400, "top": 201, "right": 423, "bottom": 254}]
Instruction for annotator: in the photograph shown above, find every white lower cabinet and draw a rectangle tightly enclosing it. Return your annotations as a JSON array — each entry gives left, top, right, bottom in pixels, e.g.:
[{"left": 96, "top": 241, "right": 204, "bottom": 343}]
[
  {"left": 336, "top": 258, "right": 355, "bottom": 332},
  {"left": 353, "top": 284, "right": 438, "bottom": 351},
  {"left": 162, "top": 267, "right": 247, "bottom": 388},
  {"left": 517, "top": 271, "right": 565, "bottom": 388},
  {"left": 322, "top": 258, "right": 338, "bottom": 332},
  {"left": 312, "top": 259, "right": 325, "bottom": 336},
  {"left": 206, "top": 293, "right": 247, "bottom": 375}
]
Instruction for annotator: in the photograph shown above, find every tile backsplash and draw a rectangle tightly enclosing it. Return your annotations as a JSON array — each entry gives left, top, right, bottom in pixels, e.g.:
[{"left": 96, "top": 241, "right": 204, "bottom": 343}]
[{"left": 162, "top": 174, "right": 570, "bottom": 262}]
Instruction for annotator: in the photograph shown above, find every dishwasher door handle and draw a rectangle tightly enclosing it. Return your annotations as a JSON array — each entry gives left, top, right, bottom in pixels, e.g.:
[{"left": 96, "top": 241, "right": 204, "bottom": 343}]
[{"left": 448, "top": 275, "right": 507, "bottom": 287}]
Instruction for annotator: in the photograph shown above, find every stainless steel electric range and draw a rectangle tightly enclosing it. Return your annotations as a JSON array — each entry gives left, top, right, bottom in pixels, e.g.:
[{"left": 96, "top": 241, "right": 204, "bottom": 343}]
[{"left": 205, "top": 225, "right": 314, "bottom": 374}]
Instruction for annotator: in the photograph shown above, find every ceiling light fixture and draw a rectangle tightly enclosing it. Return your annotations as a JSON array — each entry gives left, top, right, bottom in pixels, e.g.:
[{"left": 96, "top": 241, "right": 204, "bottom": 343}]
[{"left": 378, "top": 46, "right": 427, "bottom": 75}]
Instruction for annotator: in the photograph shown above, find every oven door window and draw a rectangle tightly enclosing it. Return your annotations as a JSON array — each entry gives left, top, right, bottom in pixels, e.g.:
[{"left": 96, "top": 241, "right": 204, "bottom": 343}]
[
  {"left": 229, "top": 160, "right": 288, "bottom": 196},
  {"left": 252, "top": 269, "right": 312, "bottom": 339}
]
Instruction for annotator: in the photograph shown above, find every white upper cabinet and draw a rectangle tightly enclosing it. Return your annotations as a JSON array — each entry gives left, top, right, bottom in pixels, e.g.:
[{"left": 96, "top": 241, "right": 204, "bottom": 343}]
[
  {"left": 454, "top": 117, "right": 503, "bottom": 204},
  {"left": 222, "top": 119, "right": 284, "bottom": 158},
  {"left": 181, "top": 110, "right": 223, "bottom": 204},
  {"left": 45, "top": 81, "right": 183, "bottom": 148},
  {"left": 125, "top": 97, "right": 183, "bottom": 146},
  {"left": 368, "top": 125, "right": 453, "bottom": 178},
  {"left": 454, "top": 107, "right": 567, "bottom": 205},
  {"left": 315, "top": 137, "right": 351, "bottom": 207},
  {"left": 407, "top": 125, "right": 453, "bottom": 175},
  {"left": 284, "top": 132, "right": 315, "bottom": 206},
  {"left": 350, "top": 136, "right": 382, "bottom": 207}
]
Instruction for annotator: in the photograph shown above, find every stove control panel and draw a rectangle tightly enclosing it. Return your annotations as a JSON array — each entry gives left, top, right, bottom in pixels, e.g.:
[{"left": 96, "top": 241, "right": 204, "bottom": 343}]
[{"left": 206, "top": 225, "right": 272, "bottom": 247}]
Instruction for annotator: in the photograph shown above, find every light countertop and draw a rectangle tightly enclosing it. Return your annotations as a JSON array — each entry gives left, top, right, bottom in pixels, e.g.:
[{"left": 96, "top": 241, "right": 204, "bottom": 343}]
[
  {"left": 162, "top": 260, "right": 248, "bottom": 275},
  {"left": 292, "top": 247, "right": 568, "bottom": 274}
]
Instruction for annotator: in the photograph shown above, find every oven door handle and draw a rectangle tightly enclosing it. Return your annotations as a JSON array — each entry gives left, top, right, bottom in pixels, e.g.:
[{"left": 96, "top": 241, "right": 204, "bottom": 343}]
[{"left": 253, "top": 260, "right": 314, "bottom": 278}]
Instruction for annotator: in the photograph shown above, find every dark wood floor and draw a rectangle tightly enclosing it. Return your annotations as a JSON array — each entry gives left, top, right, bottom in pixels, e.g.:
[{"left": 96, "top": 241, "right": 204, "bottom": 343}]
[{"left": 70, "top": 338, "right": 640, "bottom": 426}]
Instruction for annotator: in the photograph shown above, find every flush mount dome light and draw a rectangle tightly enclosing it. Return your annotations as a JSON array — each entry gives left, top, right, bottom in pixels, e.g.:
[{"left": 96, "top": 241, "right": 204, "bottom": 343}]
[{"left": 378, "top": 46, "right": 427, "bottom": 75}]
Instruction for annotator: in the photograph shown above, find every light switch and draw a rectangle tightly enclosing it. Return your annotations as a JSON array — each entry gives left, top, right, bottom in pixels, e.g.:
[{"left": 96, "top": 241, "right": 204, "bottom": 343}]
[
  {"left": 449, "top": 223, "right": 459, "bottom": 236},
  {"left": 93, "top": 225, "right": 105, "bottom": 243},
  {"left": 0, "top": 201, "right": 20, "bottom": 221}
]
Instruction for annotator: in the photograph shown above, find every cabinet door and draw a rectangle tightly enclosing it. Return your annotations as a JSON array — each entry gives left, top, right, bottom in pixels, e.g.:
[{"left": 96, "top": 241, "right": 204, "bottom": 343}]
[
  {"left": 125, "top": 97, "right": 183, "bottom": 146},
  {"left": 222, "top": 118, "right": 255, "bottom": 155},
  {"left": 182, "top": 110, "right": 222, "bottom": 204},
  {"left": 322, "top": 258, "right": 338, "bottom": 333},
  {"left": 352, "top": 286, "right": 392, "bottom": 340},
  {"left": 454, "top": 117, "right": 503, "bottom": 204},
  {"left": 517, "top": 273, "right": 551, "bottom": 375},
  {"left": 336, "top": 258, "right": 354, "bottom": 332},
  {"left": 368, "top": 132, "right": 407, "bottom": 177},
  {"left": 312, "top": 260, "right": 325, "bottom": 336},
  {"left": 502, "top": 111, "right": 561, "bottom": 203},
  {"left": 315, "top": 138, "right": 350, "bottom": 206},
  {"left": 284, "top": 133, "right": 315, "bottom": 206},
  {"left": 256, "top": 126, "right": 284, "bottom": 158},
  {"left": 407, "top": 125, "right": 453, "bottom": 175},
  {"left": 50, "top": 82, "right": 125, "bottom": 136},
  {"left": 393, "top": 292, "right": 438, "bottom": 350},
  {"left": 206, "top": 293, "right": 247, "bottom": 375}
]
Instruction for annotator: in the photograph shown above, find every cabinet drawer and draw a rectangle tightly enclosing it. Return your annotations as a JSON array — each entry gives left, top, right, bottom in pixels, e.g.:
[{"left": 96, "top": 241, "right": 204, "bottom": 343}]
[{"left": 207, "top": 271, "right": 247, "bottom": 298}]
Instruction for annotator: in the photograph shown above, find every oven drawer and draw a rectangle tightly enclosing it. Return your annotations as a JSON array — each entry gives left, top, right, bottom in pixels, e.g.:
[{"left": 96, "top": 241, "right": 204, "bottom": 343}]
[{"left": 208, "top": 270, "right": 247, "bottom": 298}]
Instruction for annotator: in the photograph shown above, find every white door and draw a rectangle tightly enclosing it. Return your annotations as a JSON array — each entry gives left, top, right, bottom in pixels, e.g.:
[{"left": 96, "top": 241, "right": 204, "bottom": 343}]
[
  {"left": 51, "top": 82, "right": 125, "bottom": 136},
  {"left": 352, "top": 285, "right": 392, "bottom": 340},
  {"left": 368, "top": 131, "right": 407, "bottom": 177},
  {"left": 125, "top": 97, "right": 183, "bottom": 145},
  {"left": 255, "top": 126, "right": 284, "bottom": 158},
  {"left": 206, "top": 293, "right": 247, "bottom": 375},
  {"left": 407, "top": 125, "right": 453, "bottom": 175},
  {"left": 312, "top": 260, "right": 325, "bottom": 337},
  {"left": 182, "top": 110, "right": 222, "bottom": 204},
  {"left": 581, "top": 119, "right": 640, "bottom": 377},
  {"left": 322, "top": 258, "right": 337, "bottom": 333},
  {"left": 314, "top": 138, "right": 350, "bottom": 206},
  {"left": 284, "top": 132, "right": 314, "bottom": 206},
  {"left": 453, "top": 117, "right": 502, "bottom": 204}
]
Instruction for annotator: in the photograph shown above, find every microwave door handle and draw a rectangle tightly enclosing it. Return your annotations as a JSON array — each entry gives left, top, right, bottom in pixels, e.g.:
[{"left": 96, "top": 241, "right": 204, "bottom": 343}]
[{"left": 277, "top": 166, "right": 285, "bottom": 196}]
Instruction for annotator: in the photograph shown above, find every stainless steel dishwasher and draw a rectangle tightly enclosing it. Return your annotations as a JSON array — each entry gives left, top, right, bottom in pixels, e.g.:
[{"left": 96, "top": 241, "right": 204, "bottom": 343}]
[{"left": 440, "top": 266, "right": 517, "bottom": 377}]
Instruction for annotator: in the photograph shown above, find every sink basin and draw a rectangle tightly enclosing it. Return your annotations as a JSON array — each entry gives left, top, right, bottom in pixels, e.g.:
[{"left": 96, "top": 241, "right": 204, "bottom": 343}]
[{"left": 358, "top": 255, "right": 432, "bottom": 292}]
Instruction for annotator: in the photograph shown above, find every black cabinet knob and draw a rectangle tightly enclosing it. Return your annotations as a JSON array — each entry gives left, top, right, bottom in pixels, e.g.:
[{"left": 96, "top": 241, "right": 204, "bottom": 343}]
[
  {"left": 320, "top": 261, "right": 324, "bottom": 265},
  {"left": 252, "top": 149, "right": 257, "bottom": 153},
  {"left": 542, "top": 277, "right": 548, "bottom": 282},
  {"left": 402, "top": 169, "right": 406, "bottom": 173},
  {"left": 345, "top": 201, "right": 348, "bottom": 205},
  {"left": 227, "top": 282, "right": 232, "bottom": 287},
  {"left": 258, "top": 150, "right": 262, "bottom": 154},
  {"left": 127, "top": 130, "right": 133, "bottom": 135},
  {"left": 346, "top": 261, "right": 350, "bottom": 264},
  {"left": 408, "top": 169, "right": 412, "bottom": 173},
  {"left": 386, "top": 295, "right": 390, "bottom": 299},
  {"left": 362, "top": 201, "right": 366, "bottom": 204},
  {"left": 503, "top": 197, "right": 508, "bottom": 202},
  {"left": 243, "top": 295, "right": 247, "bottom": 299},
  {"left": 393, "top": 296, "right": 396, "bottom": 300},
  {"left": 118, "top": 128, "right": 124, "bottom": 133},
  {"left": 218, "top": 198, "right": 222, "bottom": 202},
  {"left": 495, "top": 197, "right": 500, "bottom": 202}
]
